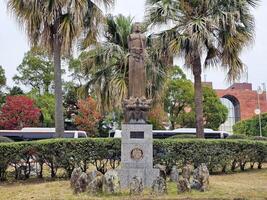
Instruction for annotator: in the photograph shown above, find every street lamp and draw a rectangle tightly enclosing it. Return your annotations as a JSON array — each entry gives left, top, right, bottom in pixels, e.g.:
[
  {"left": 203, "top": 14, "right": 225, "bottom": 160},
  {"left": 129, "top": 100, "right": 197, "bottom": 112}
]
[{"left": 255, "top": 86, "right": 263, "bottom": 137}]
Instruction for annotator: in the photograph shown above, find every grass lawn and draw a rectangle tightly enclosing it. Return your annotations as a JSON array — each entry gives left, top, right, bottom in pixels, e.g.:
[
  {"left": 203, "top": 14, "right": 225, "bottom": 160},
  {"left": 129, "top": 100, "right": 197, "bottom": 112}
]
[{"left": 0, "top": 168, "right": 267, "bottom": 200}]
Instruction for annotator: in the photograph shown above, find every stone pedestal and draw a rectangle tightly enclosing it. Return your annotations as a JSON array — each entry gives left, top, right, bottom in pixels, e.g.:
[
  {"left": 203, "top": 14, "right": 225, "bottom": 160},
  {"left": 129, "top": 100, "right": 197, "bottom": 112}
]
[{"left": 118, "top": 124, "right": 159, "bottom": 188}]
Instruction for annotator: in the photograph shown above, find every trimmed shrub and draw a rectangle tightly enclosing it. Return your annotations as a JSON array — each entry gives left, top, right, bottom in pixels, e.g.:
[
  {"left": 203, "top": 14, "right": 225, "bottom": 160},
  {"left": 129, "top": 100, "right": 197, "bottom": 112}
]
[
  {"left": 153, "top": 139, "right": 267, "bottom": 173},
  {"left": 170, "top": 134, "right": 197, "bottom": 139},
  {"left": 0, "top": 138, "right": 266, "bottom": 181},
  {"left": 226, "top": 134, "right": 249, "bottom": 140},
  {"left": 252, "top": 136, "right": 267, "bottom": 141},
  {"left": 233, "top": 113, "right": 267, "bottom": 137},
  {"left": 0, "top": 136, "right": 14, "bottom": 143},
  {"left": 227, "top": 135, "right": 267, "bottom": 141}
]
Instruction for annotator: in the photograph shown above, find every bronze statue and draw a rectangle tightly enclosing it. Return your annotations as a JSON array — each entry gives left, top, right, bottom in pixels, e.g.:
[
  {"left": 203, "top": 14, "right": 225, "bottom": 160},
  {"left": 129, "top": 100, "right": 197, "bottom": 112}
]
[
  {"left": 128, "top": 22, "right": 146, "bottom": 98},
  {"left": 123, "top": 22, "right": 151, "bottom": 124}
]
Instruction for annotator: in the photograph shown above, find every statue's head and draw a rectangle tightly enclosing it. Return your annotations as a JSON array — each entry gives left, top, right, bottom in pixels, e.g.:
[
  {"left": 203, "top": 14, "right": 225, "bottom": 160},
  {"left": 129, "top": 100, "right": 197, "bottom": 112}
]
[{"left": 133, "top": 22, "right": 142, "bottom": 33}]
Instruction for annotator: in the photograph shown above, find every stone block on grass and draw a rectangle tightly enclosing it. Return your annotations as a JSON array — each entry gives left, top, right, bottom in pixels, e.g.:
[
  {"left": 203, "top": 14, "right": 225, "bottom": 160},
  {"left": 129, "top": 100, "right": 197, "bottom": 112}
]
[
  {"left": 191, "top": 163, "right": 209, "bottom": 192},
  {"left": 75, "top": 172, "right": 89, "bottom": 193},
  {"left": 170, "top": 166, "right": 179, "bottom": 182},
  {"left": 177, "top": 177, "right": 191, "bottom": 193},
  {"left": 88, "top": 175, "right": 104, "bottom": 194},
  {"left": 151, "top": 176, "right": 167, "bottom": 195},
  {"left": 102, "top": 170, "right": 120, "bottom": 194},
  {"left": 130, "top": 176, "right": 143, "bottom": 195},
  {"left": 70, "top": 167, "right": 82, "bottom": 192}
]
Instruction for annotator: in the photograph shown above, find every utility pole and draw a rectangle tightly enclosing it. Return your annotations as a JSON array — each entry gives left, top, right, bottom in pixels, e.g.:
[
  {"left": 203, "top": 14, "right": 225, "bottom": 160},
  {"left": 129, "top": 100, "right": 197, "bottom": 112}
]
[{"left": 255, "top": 86, "right": 263, "bottom": 137}]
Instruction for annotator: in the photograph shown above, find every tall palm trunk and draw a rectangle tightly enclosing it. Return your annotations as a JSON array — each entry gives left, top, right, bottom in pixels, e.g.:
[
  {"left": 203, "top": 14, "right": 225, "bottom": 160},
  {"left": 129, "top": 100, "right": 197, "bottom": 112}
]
[
  {"left": 192, "top": 54, "right": 204, "bottom": 138},
  {"left": 53, "top": 32, "right": 64, "bottom": 138}
]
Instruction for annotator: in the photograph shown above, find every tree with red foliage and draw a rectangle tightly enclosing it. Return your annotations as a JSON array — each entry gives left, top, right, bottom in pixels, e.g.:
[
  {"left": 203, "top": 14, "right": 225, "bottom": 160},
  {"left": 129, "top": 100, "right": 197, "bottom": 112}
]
[
  {"left": 74, "top": 97, "right": 101, "bottom": 137},
  {"left": 0, "top": 96, "right": 41, "bottom": 129}
]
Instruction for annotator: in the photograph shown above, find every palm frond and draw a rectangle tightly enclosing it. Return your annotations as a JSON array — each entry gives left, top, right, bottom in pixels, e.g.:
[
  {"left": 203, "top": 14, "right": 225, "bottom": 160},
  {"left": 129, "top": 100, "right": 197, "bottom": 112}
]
[
  {"left": 145, "top": 0, "right": 257, "bottom": 82},
  {"left": 8, "top": 0, "right": 113, "bottom": 55}
]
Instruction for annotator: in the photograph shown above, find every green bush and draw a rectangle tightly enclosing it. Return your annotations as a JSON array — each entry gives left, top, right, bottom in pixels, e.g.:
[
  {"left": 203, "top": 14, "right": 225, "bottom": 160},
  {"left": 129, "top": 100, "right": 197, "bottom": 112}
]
[
  {"left": 252, "top": 136, "right": 267, "bottom": 141},
  {"left": 233, "top": 113, "right": 267, "bottom": 137},
  {"left": 226, "top": 134, "right": 267, "bottom": 141},
  {"left": 154, "top": 139, "right": 267, "bottom": 173},
  {"left": 0, "top": 138, "right": 266, "bottom": 181},
  {"left": 0, "top": 139, "right": 120, "bottom": 181},
  {"left": 226, "top": 134, "right": 249, "bottom": 140},
  {"left": 170, "top": 134, "right": 197, "bottom": 139},
  {"left": 0, "top": 136, "right": 14, "bottom": 143}
]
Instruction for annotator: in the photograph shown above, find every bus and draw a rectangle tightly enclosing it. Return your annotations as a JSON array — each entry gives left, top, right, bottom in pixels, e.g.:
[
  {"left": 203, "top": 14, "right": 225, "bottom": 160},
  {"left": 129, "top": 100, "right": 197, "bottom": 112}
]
[
  {"left": 0, "top": 127, "right": 87, "bottom": 141},
  {"left": 111, "top": 128, "right": 232, "bottom": 139}
]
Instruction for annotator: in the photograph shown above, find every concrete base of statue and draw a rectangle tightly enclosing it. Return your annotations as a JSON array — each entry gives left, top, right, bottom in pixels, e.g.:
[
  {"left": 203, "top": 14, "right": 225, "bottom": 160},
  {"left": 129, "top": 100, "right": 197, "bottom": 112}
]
[{"left": 117, "top": 124, "right": 159, "bottom": 188}]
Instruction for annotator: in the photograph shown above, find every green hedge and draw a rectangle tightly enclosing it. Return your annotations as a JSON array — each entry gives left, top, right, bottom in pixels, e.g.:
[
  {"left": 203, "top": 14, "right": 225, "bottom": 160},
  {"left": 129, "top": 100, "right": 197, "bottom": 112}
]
[
  {"left": 154, "top": 139, "right": 267, "bottom": 173},
  {"left": 0, "top": 139, "right": 120, "bottom": 181},
  {"left": 0, "top": 138, "right": 266, "bottom": 181},
  {"left": 170, "top": 134, "right": 197, "bottom": 139},
  {"left": 226, "top": 134, "right": 249, "bottom": 139},
  {"left": 233, "top": 113, "right": 267, "bottom": 137},
  {"left": 0, "top": 136, "right": 14, "bottom": 143},
  {"left": 226, "top": 134, "right": 267, "bottom": 141}
]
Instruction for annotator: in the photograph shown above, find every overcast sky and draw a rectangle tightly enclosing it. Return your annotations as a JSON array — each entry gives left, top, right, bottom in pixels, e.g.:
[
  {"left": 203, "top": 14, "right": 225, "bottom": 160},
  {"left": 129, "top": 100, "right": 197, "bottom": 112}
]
[{"left": 0, "top": 0, "right": 266, "bottom": 90}]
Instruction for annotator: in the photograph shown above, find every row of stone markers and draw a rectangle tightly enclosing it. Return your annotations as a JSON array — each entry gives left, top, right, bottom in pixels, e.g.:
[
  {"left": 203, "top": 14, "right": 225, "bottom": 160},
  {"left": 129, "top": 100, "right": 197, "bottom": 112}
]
[
  {"left": 155, "top": 163, "right": 210, "bottom": 193},
  {"left": 70, "top": 163, "right": 209, "bottom": 196},
  {"left": 70, "top": 168, "right": 167, "bottom": 195},
  {"left": 177, "top": 163, "right": 210, "bottom": 193}
]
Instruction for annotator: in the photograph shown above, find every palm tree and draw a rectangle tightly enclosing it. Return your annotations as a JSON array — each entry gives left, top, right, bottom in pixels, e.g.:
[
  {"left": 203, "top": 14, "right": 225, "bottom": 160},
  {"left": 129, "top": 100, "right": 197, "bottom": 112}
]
[
  {"left": 8, "top": 0, "right": 113, "bottom": 137},
  {"left": 78, "top": 14, "right": 170, "bottom": 114},
  {"left": 77, "top": 14, "right": 132, "bottom": 113},
  {"left": 145, "top": 0, "right": 257, "bottom": 137}
]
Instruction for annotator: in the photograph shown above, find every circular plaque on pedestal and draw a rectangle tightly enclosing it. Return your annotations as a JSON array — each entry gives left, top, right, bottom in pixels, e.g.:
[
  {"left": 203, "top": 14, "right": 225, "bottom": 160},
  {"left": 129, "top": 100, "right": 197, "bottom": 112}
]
[{"left": 131, "top": 148, "right": 144, "bottom": 160}]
